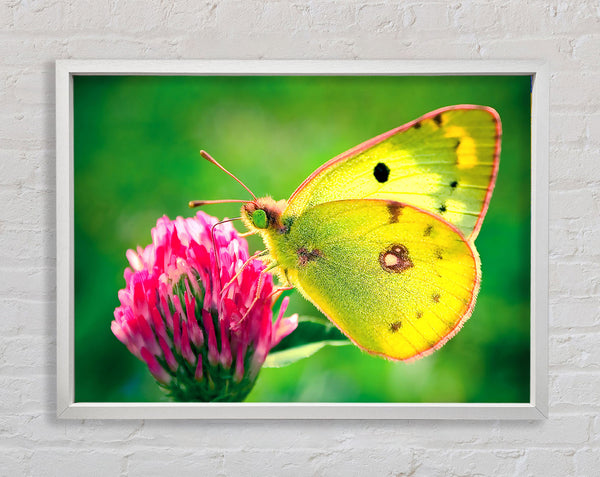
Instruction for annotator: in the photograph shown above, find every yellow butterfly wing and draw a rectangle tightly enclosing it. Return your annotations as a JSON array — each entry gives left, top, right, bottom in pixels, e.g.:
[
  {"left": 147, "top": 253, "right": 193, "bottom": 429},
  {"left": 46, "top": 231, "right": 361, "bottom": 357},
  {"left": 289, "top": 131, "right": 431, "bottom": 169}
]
[
  {"left": 276, "top": 199, "right": 480, "bottom": 361},
  {"left": 285, "top": 105, "right": 501, "bottom": 241}
]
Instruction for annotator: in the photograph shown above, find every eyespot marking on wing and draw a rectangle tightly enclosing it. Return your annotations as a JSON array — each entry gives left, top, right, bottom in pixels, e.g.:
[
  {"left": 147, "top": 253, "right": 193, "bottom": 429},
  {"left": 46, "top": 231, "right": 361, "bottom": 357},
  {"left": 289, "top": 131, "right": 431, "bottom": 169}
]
[
  {"left": 379, "top": 244, "right": 413, "bottom": 274},
  {"left": 432, "top": 293, "right": 441, "bottom": 303},
  {"left": 389, "top": 321, "right": 402, "bottom": 333}
]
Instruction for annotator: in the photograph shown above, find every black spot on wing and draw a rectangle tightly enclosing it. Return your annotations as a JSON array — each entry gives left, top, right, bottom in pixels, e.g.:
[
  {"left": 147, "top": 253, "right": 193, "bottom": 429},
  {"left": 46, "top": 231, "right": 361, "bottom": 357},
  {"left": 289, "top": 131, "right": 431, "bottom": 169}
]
[
  {"left": 424, "top": 225, "right": 433, "bottom": 237},
  {"left": 413, "top": 121, "right": 422, "bottom": 129},
  {"left": 374, "top": 162, "right": 390, "bottom": 183},
  {"left": 389, "top": 321, "right": 402, "bottom": 333},
  {"left": 450, "top": 180, "right": 458, "bottom": 189},
  {"left": 433, "top": 114, "right": 443, "bottom": 127},
  {"left": 439, "top": 203, "right": 447, "bottom": 213}
]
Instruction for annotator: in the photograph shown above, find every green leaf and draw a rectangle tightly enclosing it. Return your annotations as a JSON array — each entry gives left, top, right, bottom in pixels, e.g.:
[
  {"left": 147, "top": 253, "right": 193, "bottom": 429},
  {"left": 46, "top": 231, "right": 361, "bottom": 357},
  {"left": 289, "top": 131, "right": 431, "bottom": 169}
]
[
  {"left": 264, "top": 340, "right": 350, "bottom": 368},
  {"left": 264, "top": 315, "right": 351, "bottom": 368}
]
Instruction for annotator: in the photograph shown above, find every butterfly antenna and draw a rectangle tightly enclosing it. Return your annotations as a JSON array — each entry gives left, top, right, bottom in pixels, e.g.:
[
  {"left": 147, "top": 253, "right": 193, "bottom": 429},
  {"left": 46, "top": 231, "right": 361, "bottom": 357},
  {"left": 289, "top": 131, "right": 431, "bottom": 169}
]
[
  {"left": 189, "top": 199, "right": 249, "bottom": 208},
  {"left": 200, "top": 150, "right": 257, "bottom": 201}
]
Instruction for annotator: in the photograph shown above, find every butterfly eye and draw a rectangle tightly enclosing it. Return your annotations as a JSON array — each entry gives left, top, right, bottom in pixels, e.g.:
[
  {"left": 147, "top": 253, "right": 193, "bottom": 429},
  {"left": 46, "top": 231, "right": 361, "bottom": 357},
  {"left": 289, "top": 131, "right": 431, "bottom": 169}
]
[{"left": 252, "top": 209, "right": 268, "bottom": 229}]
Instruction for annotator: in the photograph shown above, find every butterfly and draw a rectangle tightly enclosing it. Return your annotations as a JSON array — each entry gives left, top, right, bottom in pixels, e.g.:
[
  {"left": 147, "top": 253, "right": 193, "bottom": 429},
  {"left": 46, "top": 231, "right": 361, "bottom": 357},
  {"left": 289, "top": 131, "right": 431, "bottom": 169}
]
[{"left": 191, "top": 105, "right": 501, "bottom": 361}]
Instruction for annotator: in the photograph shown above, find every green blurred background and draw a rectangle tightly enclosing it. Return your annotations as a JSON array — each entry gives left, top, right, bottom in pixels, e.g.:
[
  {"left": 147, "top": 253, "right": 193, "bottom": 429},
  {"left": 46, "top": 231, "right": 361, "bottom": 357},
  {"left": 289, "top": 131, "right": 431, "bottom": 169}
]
[{"left": 74, "top": 74, "right": 531, "bottom": 403}]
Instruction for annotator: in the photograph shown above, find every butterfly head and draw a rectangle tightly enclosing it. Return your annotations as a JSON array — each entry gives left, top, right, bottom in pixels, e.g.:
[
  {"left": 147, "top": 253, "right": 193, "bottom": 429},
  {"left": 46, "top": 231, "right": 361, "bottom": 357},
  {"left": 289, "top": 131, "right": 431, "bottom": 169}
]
[{"left": 241, "top": 197, "right": 287, "bottom": 233}]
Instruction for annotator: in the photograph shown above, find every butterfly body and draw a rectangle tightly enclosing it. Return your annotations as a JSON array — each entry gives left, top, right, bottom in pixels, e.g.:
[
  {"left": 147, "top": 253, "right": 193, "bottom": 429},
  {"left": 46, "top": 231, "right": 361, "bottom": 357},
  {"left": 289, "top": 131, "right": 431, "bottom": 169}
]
[{"left": 235, "top": 105, "right": 501, "bottom": 361}]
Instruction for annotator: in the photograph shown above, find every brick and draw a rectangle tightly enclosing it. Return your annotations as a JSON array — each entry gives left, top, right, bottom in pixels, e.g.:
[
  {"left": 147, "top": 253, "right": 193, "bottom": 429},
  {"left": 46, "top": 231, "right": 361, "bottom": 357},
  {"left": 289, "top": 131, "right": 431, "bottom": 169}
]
[
  {"left": 0, "top": 2, "right": 14, "bottom": 28},
  {"left": 12, "top": 68, "right": 54, "bottom": 105},
  {"left": 162, "top": 2, "right": 218, "bottom": 31},
  {"left": 552, "top": 71, "right": 600, "bottom": 107},
  {"left": 127, "top": 449, "right": 222, "bottom": 476},
  {"left": 0, "top": 266, "right": 53, "bottom": 301},
  {"left": 0, "top": 376, "right": 45, "bottom": 414},
  {"left": 309, "top": 2, "right": 357, "bottom": 33},
  {"left": 0, "top": 149, "right": 49, "bottom": 189},
  {"left": 64, "top": 1, "right": 113, "bottom": 30},
  {"left": 0, "top": 335, "right": 55, "bottom": 375},
  {"left": 138, "top": 420, "right": 359, "bottom": 450},
  {"left": 549, "top": 222, "right": 583, "bottom": 257},
  {"left": 545, "top": 2, "right": 600, "bottom": 35},
  {"left": 310, "top": 447, "right": 414, "bottom": 476},
  {"left": 487, "top": 417, "right": 589, "bottom": 446},
  {"left": 356, "top": 3, "right": 403, "bottom": 33},
  {"left": 222, "top": 448, "right": 412, "bottom": 477},
  {"left": 550, "top": 373, "right": 600, "bottom": 410},
  {"left": 550, "top": 298, "right": 600, "bottom": 328},
  {"left": 0, "top": 448, "right": 33, "bottom": 476},
  {"left": 12, "top": 0, "right": 65, "bottom": 31},
  {"left": 65, "top": 38, "right": 178, "bottom": 59},
  {"left": 104, "top": 0, "right": 164, "bottom": 33},
  {"left": 217, "top": 1, "right": 306, "bottom": 34},
  {"left": 410, "top": 3, "right": 454, "bottom": 32},
  {"left": 2, "top": 298, "right": 48, "bottom": 336},
  {"left": 549, "top": 261, "right": 600, "bottom": 298},
  {"left": 551, "top": 112, "right": 587, "bottom": 144},
  {"left": 575, "top": 448, "right": 600, "bottom": 476},
  {"left": 521, "top": 449, "right": 576, "bottom": 476},
  {"left": 479, "top": 37, "right": 576, "bottom": 68},
  {"left": 413, "top": 448, "right": 522, "bottom": 477},
  {"left": 63, "top": 420, "right": 146, "bottom": 445},
  {"left": 31, "top": 449, "right": 122, "bottom": 477},
  {"left": 0, "top": 187, "right": 53, "bottom": 227},
  {"left": 550, "top": 145, "right": 600, "bottom": 184},
  {"left": 550, "top": 332, "right": 600, "bottom": 369},
  {"left": 550, "top": 189, "right": 598, "bottom": 220},
  {"left": 0, "top": 228, "right": 54, "bottom": 267},
  {"left": 453, "top": 2, "right": 501, "bottom": 34},
  {"left": 0, "top": 106, "right": 50, "bottom": 150},
  {"left": 573, "top": 34, "right": 600, "bottom": 65},
  {"left": 0, "top": 38, "right": 68, "bottom": 66}
]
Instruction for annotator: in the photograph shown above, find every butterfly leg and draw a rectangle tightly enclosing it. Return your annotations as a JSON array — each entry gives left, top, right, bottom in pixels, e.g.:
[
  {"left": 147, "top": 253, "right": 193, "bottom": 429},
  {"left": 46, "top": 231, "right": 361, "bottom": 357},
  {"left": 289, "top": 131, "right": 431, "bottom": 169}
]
[
  {"left": 237, "top": 262, "right": 281, "bottom": 324},
  {"left": 268, "top": 285, "right": 295, "bottom": 304},
  {"left": 220, "top": 249, "right": 269, "bottom": 299}
]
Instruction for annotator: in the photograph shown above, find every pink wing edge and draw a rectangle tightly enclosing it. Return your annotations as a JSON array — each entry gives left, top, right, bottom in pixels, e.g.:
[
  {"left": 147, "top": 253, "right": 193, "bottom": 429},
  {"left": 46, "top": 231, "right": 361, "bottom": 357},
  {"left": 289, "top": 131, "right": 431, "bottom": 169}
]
[
  {"left": 294, "top": 198, "right": 482, "bottom": 363},
  {"left": 288, "top": 104, "right": 503, "bottom": 243}
]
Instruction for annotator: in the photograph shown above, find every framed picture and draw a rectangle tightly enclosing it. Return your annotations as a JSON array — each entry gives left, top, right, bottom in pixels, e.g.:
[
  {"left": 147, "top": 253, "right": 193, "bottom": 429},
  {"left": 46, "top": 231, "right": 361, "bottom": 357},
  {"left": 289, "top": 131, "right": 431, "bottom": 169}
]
[{"left": 56, "top": 60, "right": 548, "bottom": 419}]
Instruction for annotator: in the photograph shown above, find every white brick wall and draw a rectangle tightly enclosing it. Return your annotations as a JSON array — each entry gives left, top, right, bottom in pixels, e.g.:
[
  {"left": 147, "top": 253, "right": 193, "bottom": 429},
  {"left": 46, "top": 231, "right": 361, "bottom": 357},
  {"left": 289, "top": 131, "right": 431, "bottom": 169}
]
[{"left": 1, "top": 0, "right": 598, "bottom": 475}]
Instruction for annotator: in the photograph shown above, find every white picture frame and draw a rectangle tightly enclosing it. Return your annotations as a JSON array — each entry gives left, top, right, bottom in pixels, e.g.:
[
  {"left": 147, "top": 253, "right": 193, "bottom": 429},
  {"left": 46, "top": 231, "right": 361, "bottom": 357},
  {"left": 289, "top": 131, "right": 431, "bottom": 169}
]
[{"left": 56, "top": 59, "right": 549, "bottom": 419}]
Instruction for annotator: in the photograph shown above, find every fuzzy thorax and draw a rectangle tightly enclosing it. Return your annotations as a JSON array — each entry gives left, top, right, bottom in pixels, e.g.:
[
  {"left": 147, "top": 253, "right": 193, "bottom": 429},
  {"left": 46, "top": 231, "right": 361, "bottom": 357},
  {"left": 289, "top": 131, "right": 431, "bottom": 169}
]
[
  {"left": 241, "top": 197, "right": 288, "bottom": 233},
  {"left": 241, "top": 197, "right": 293, "bottom": 284}
]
